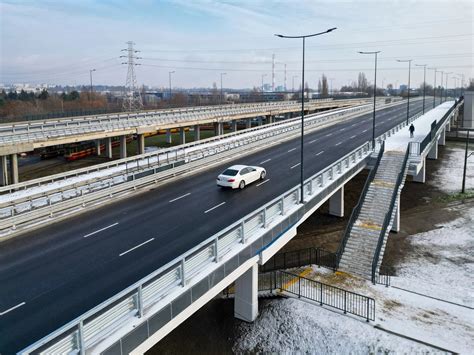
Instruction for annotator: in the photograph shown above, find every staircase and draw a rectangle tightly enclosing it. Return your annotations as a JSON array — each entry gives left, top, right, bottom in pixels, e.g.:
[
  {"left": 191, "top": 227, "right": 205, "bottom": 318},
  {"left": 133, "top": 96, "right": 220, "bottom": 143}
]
[{"left": 338, "top": 149, "right": 408, "bottom": 280}]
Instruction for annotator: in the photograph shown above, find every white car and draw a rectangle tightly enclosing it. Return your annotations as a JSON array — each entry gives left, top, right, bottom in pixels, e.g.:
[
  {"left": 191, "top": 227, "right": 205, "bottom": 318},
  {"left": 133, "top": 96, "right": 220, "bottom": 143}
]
[{"left": 216, "top": 165, "right": 267, "bottom": 189}]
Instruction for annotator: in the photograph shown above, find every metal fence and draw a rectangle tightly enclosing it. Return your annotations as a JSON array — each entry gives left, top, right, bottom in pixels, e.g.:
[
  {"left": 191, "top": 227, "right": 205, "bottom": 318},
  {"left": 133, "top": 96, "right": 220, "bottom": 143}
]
[
  {"left": 258, "top": 271, "right": 375, "bottom": 322},
  {"left": 260, "top": 247, "right": 336, "bottom": 273},
  {"left": 19, "top": 140, "right": 372, "bottom": 355}
]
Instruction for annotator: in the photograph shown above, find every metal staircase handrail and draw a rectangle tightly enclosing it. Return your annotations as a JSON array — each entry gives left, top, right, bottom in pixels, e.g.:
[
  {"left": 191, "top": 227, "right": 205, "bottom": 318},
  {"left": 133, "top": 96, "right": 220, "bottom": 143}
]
[
  {"left": 336, "top": 141, "right": 385, "bottom": 267},
  {"left": 371, "top": 144, "right": 410, "bottom": 283}
]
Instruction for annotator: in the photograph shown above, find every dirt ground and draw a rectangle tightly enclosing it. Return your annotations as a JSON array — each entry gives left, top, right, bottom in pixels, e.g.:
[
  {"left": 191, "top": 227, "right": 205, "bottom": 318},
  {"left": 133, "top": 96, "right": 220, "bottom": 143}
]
[{"left": 147, "top": 141, "right": 473, "bottom": 355}]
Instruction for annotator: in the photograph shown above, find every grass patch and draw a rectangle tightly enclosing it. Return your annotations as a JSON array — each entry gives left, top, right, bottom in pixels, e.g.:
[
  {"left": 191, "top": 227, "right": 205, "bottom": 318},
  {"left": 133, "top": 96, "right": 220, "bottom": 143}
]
[{"left": 437, "top": 190, "right": 474, "bottom": 203}]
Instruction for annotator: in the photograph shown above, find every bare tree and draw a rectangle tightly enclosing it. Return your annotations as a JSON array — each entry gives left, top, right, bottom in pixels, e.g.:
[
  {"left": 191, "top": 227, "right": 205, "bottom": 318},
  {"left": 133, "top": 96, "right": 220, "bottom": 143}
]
[
  {"left": 358, "top": 72, "right": 368, "bottom": 92},
  {"left": 321, "top": 74, "right": 329, "bottom": 98}
]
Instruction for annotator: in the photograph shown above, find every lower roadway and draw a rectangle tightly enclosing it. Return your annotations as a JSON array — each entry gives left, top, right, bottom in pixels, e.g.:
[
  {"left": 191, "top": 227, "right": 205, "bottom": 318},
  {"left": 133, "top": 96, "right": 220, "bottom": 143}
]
[{"left": 0, "top": 98, "right": 433, "bottom": 354}]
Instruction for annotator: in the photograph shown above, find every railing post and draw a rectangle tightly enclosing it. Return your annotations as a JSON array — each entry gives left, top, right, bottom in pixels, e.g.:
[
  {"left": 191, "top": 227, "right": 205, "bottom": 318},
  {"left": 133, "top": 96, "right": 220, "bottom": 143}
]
[
  {"left": 180, "top": 259, "right": 186, "bottom": 286},
  {"left": 343, "top": 291, "right": 347, "bottom": 314},
  {"left": 214, "top": 238, "right": 219, "bottom": 262},
  {"left": 298, "top": 277, "right": 301, "bottom": 298},
  {"left": 366, "top": 298, "right": 370, "bottom": 322},
  {"left": 320, "top": 283, "right": 323, "bottom": 306},
  {"left": 240, "top": 221, "right": 245, "bottom": 243},
  {"left": 77, "top": 320, "right": 85, "bottom": 355},
  {"left": 137, "top": 285, "right": 144, "bottom": 318}
]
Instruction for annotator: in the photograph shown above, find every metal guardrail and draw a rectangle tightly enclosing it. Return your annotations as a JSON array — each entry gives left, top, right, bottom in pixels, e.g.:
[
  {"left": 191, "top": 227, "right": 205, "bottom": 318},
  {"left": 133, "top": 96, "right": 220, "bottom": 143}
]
[
  {"left": 0, "top": 104, "right": 376, "bottom": 236},
  {"left": 0, "top": 99, "right": 366, "bottom": 146},
  {"left": 336, "top": 141, "right": 385, "bottom": 268},
  {"left": 371, "top": 145, "right": 410, "bottom": 284},
  {"left": 257, "top": 271, "right": 375, "bottom": 322},
  {"left": 19, "top": 140, "right": 372, "bottom": 354},
  {"left": 260, "top": 247, "right": 336, "bottom": 273}
]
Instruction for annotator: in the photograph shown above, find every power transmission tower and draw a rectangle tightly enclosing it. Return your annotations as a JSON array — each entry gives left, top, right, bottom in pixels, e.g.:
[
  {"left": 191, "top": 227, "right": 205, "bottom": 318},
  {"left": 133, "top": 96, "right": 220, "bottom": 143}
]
[{"left": 121, "top": 41, "right": 143, "bottom": 112}]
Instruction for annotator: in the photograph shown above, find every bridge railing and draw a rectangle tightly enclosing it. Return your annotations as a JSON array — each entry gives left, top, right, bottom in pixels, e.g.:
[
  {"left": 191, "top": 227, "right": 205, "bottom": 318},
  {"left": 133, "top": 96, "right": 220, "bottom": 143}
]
[
  {"left": 0, "top": 99, "right": 365, "bottom": 145},
  {"left": 19, "top": 140, "right": 372, "bottom": 355},
  {"left": 0, "top": 104, "right": 375, "bottom": 237}
]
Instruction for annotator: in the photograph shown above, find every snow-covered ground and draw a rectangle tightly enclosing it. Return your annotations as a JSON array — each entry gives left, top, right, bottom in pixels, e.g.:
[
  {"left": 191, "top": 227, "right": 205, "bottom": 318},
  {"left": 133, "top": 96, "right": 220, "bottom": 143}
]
[
  {"left": 234, "top": 130, "right": 474, "bottom": 354},
  {"left": 430, "top": 145, "right": 474, "bottom": 193}
]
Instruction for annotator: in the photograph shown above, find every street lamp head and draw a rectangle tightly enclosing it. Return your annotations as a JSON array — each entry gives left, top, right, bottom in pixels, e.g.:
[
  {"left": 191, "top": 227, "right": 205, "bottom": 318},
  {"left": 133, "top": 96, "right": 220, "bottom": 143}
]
[
  {"left": 274, "top": 34, "right": 284, "bottom": 38},
  {"left": 327, "top": 27, "right": 337, "bottom": 32}
]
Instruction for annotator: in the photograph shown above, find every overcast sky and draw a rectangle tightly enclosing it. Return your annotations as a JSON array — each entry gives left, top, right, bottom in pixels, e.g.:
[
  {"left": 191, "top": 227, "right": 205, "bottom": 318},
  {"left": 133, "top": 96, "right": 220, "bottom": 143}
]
[{"left": 1, "top": 0, "right": 473, "bottom": 90}]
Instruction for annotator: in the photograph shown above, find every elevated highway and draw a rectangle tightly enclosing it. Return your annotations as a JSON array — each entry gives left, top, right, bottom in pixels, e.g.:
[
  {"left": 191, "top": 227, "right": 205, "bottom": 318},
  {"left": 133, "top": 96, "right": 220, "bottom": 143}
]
[
  {"left": 0, "top": 98, "right": 374, "bottom": 186},
  {"left": 0, "top": 98, "right": 442, "bottom": 354}
]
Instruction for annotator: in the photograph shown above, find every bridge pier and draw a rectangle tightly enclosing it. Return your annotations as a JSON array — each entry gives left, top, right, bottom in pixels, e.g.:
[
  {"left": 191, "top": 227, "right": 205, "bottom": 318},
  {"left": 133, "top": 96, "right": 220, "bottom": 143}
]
[
  {"left": 245, "top": 119, "right": 252, "bottom": 129},
  {"left": 231, "top": 120, "right": 238, "bottom": 132},
  {"left": 105, "top": 137, "right": 113, "bottom": 159},
  {"left": 257, "top": 117, "right": 263, "bottom": 126},
  {"left": 95, "top": 139, "right": 102, "bottom": 156},
  {"left": 428, "top": 141, "right": 438, "bottom": 160},
  {"left": 10, "top": 154, "right": 19, "bottom": 184},
  {"left": 166, "top": 129, "right": 172, "bottom": 144},
  {"left": 214, "top": 122, "right": 224, "bottom": 136},
  {"left": 329, "top": 186, "right": 344, "bottom": 217},
  {"left": 446, "top": 121, "right": 451, "bottom": 132},
  {"left": 0, "top": 155, "right": 8, "bottom": 186},
  {"left": 119, "top": 135, "right": 127, "bottom": 159},
  {"left": 194, "top": 125, "right": 200, "bottom": 141},
  {"left": 137, "top": 134, "right": 145, "bottom": 155},
  {"left": 438, "top": 128, "right": 446, "bottom": 146},
  {"left": 413, "top": 158, "right": 426, "bottom": 183},
  {"left": 234, "top": 264, "right": 258, "bottom": 322},
  {"left": 266, "top": 115, "right": 273, "bottom": 124},
  {"left": 391, "top": 195, "right": 400, "bottom": 232},
  {"left": 179, "top": 127, "right": 186, "bottom": 145}
]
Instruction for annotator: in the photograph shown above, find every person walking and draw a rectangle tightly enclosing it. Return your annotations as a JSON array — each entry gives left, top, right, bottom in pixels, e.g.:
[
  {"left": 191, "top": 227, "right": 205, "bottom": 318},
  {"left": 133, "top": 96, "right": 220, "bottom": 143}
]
[{"left": 409, "top": 123, "right": 415, "bottom": 138}]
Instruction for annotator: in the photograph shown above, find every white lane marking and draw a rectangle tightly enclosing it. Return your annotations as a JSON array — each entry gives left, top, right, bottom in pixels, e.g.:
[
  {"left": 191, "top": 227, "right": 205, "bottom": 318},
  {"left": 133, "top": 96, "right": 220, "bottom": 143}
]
[
  {"left": 308, "top": 139, "right": 317, "bottom": 144},
  {"left": 169, "top": 192, "right": 191, "bottom": 203},
  {"left": 339, "top": 128, "right": 346, "bottom": 131},
  {"left": 290, "top": 163, "right": 301, "bottom": 169},
  {"left": 0, "top": 302, "right": 26, "bottom": 316},
  {"left": 256, "top": 179, "right": 270, "bottom": 187},
  {"left": 287, "top": 148, "right": 297, "bottom": 153},
  {"left": 119, "top": 238, "right": 155, "bottom": 257},
  {"left": 351, "top": 123, "right": 357, "bottom": 127},
  {"left": 204, "top": 202, "right": 226, "bottom": 214},
  {"left": 362, "top": 129, "right": 368, "bottom": 133},
  {"left": 83, "top": 222, "right": 119, "bottom": 238},
  {"left": 315, "top": 151, "right": 324, "bottom": 156},
  {"left": 325, "top": 133, "right": 333, "bottom": 137},
  {"left": 350, "top": 135, "right": 357, "bottom": 139},
  {"left": 335, "top": 142, "right": 342, "bottom": 146},
  {"left": 259, "top": 158, "right": 272, "bottom": 164}
]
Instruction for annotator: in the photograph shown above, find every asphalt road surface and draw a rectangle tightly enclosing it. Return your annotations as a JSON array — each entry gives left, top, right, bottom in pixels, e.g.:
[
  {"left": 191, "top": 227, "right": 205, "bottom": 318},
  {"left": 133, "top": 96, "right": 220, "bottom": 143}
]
[{"left": 0, "top": 98, "right": 434, "bottom": 354}]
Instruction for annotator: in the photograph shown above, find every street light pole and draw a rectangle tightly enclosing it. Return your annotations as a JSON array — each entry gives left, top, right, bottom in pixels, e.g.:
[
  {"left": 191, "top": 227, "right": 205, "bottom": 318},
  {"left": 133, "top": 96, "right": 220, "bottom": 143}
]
[
  {"left": 415, "top": 64, "right": 427, "bottom": 114},
  {"left": 168, "top": 71, "right": 175, "bottom": 106},
  {"left": 397, "top": 59, "right": 412, "bottom": 124},
  {"left": 358, "top": 51, "right": 380, "bottom": 149},
  {"left": 89, "top": 69, "right": 96, "bottom": 102},
  {"left": 261, "top": 74, "right": 267, "bottom": 102},
  {"left": 275, "top": 27, "right": 337, "bottom": 203},
  {"left": 292, "top": 75, "right": 298, "bottom": 93},
  {"left": 220, "top": 72, "right": 227, "bottom": 104},
  {"left": 444, "top": 72, "right": 452, "bottom": 102},
  {"left": 438, "top": 70, "right": 444, "bottom": 103},
  {"left": 428, "top": 68, "right": 437, "bottom": 108}
]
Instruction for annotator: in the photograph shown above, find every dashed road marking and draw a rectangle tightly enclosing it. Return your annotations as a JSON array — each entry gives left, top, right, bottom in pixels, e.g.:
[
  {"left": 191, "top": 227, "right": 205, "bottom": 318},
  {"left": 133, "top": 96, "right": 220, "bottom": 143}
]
[
  {"left": 287, "top": 148, "right": 297, "bottom": 153},
  {"left": 119, "top": 238, "right": 155, "bottom": 257},
  {"left": 350, "top": 135, "right": 357, "bottom": 139},
  {"left": 83, "top": 222, "right": 119, "bottom": 238},
  {"left": 259, "top": 158, "right": 272, "bottom": 164},
  {"left": 169, "top": 192, "right": 191, "bottom": 203},
  {"left": 308, "top": 139, "right": 317, "bottom": 144},
  {"left": 335, "top": 142, "right": 342, "bottom": 146},
  {"left": 315, "top": 151, "right": 324, "bottom": 156},
  {"left": 256, "top": 179, "right": 270, "bottom": 187},
  {"left": 290, "top": 163, "right": 301, "bottom": 169},
  {"left": 0, "top": 302, "right": 26, "bottom": 316},
  {"left": 204, "top": 202, "right": 226, "bottom": 214}
]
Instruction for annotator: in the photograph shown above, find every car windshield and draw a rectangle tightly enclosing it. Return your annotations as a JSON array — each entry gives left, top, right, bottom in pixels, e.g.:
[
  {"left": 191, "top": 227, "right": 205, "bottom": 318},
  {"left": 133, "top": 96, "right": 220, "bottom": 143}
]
[{"left": 222, "top": 169, "right": 239, "bottom": 176}]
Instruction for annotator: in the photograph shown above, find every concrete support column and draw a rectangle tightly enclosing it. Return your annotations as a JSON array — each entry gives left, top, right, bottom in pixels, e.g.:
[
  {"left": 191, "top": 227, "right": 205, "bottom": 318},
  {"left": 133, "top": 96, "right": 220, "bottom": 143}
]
[
  {"left": 194, "top": 125, "right": 200, "bottom": 141},
  {"left": 95, "top": 139, "right": 102, "bottom": 156},
  {"left": 245, "top": 119, "right": 252, "bottom": 129},
  {"left": 179, "top": 127, "right": 186, "bottom": 145},
  {"left": 105, "top": 137, "right": 113, "bottom": 159},
  {"left": 234, "top": 264, "right": 258, "bottom": 322},
  {"left": 438, "top": 129, "right": 446, "bottom": 146},
  {"left": 214, "top": 122, "right": 224, "bottom": 136},
  {"left": 0, "top": 155, "right": 9, "bottom": 186},
  {"left": 329, "top": 186, "right": 344, "bottom": 217},
  {"left": 137, "top": 134, "right": 145, "bottom": 155},
  {"left": 446, "top": 121, "right": 451, "bottom": 132},
  {"left": 231, "top": 120, "right": 238, "bottom": 132},
  {"left": 391, "top": 196, "right": 400, "bottom": 233},
  {"left": 10, "top": 154, "right": 19, "bottom": 185},
  {"left": 119, "top": 135, "right": 127, "bottom": 159},
  {"left": 428, "top": 141, "right": 438, "bottom": 160},
  {"left": 257, "top": 117, "right": 263, "bottom": 126},
  {"left": 413, "top": 158, "right": 426, "bottom": 183},
  {"left": 166, "top": 129, "right": 172, "bottom": 144}
]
